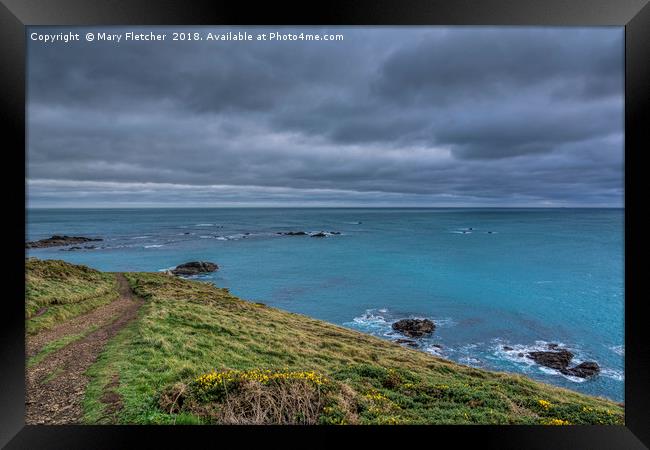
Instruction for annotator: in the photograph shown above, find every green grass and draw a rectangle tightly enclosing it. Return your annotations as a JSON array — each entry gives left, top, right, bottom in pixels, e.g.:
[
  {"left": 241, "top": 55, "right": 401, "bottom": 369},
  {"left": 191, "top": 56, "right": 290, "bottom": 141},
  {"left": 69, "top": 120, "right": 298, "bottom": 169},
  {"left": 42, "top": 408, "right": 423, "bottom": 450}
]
[
  {"left": 79, "top": 271, "right": 623, "bottom": 425},
  {"left": 26, "top": 258, "right": 119, "bottom": 334}
]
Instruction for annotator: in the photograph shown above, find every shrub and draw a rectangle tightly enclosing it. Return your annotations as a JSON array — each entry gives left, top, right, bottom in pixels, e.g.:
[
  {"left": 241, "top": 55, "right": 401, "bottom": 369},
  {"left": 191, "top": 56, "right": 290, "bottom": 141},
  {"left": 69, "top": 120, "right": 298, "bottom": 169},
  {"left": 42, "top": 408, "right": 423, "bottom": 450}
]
[{"left": 162, "top": 369, "right": 332, "bottom": 425}]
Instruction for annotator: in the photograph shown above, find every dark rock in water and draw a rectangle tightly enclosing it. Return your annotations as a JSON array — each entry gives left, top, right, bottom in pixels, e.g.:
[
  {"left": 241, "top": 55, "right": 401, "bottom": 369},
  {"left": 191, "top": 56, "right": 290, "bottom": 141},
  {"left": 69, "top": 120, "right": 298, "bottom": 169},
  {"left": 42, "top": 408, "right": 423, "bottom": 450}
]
[
  {"left": 547, "top": 343, "right": 560, "bottom": 350},
  {"left": 432, "top": 344, "right": 443, "bottom": 349},
  {"left": 517, "top": 353, "right": 525, "bottom": 357},
  {"left": 171, "top": 261, "right": 218, "bottom": 276},
  {"left": 503, "top": 346, "right": 513, "bottom": 351},
  {"left": 61, "top": 244, "right": 97, "bottom": 251},
  {"left": 311, "top": 232, "right": 328, "bottom": 237},
  {"left": 561, "top": 362, "right": 600, "bottom": 378},
  {"left": 282, "top": 231, "right": 308, "bottom": 236},
  {"left": 392, "top": 318, "right": 435, "bottom": 338},
  {"left": 395, "top": 338, "right": 418, "bottom": 348},
  {"left": 526, "top": 350, "right": 574, "bottom": 370},
  {"left": 330, "top": 231, "right": 341, "bottom": 235},
  {"left": 27, "top": 235, "right": 102, "bottom": 249}
]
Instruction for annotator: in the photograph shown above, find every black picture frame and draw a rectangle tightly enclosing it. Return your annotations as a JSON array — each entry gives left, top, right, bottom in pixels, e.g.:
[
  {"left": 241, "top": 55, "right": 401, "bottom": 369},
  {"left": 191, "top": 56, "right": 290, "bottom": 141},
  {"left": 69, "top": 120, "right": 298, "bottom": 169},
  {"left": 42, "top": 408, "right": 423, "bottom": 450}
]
[{"left": 1, "top": 0, "right": 648, "bottom": 448}]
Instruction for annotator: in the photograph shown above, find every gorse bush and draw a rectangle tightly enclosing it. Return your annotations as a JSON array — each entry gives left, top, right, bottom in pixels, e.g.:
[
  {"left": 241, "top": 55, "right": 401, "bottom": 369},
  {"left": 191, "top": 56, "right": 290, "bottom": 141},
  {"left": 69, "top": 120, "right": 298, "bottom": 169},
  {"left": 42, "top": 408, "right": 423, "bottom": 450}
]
[{"left": 161, "top": 369, "right": 332, "bottom": 425}]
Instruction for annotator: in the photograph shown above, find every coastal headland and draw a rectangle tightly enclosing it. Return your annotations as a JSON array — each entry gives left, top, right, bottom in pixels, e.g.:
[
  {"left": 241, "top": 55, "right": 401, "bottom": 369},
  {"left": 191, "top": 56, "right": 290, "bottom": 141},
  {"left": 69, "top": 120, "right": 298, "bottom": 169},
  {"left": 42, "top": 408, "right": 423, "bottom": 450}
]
[{"left": 25, "top": 258, "right": 624, "bottom": 425}]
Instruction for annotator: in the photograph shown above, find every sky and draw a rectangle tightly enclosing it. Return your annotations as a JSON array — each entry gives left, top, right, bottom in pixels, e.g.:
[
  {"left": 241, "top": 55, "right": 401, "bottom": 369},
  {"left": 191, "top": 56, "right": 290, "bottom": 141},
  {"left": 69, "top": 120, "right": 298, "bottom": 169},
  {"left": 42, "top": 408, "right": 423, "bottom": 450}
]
[{"left": 27, "top": 27, "right": 624, "bottom": 208}]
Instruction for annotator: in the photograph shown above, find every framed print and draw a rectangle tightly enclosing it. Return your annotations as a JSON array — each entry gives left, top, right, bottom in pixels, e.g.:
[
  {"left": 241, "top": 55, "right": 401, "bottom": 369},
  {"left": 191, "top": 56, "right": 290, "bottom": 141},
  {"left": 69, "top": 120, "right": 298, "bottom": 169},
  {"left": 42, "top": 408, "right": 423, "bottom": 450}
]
[{"left": 1, "top": 0, "right": 648, "bottom": 448}]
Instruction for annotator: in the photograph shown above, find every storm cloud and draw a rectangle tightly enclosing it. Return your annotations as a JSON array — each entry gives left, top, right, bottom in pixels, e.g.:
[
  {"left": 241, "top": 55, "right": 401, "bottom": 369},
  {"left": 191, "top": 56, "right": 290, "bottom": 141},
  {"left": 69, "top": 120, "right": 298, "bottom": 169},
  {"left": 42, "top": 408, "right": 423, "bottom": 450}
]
[{"left": 27, "top": 27, "right": 624, "bottom": 207}]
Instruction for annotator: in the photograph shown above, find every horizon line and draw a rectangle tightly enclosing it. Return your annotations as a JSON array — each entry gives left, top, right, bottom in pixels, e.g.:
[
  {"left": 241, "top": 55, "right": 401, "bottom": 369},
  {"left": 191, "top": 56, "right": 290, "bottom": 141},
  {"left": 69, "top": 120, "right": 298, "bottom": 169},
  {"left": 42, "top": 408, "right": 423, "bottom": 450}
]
[{"left": 26, "top": 205, "right": 625, "bottom": 210}]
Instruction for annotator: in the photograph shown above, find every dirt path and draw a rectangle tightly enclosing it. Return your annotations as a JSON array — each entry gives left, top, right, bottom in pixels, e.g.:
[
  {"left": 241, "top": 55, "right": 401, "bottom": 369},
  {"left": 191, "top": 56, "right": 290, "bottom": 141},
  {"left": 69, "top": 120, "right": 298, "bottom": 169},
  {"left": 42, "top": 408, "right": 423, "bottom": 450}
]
[{"left": 25, "top": 274, "right": 143, "bottom": 424}]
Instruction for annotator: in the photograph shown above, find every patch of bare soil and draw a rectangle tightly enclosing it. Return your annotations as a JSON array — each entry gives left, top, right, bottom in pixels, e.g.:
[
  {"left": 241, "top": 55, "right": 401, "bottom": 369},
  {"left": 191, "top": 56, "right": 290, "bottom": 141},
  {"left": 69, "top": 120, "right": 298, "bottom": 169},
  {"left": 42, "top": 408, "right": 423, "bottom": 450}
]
[
  {"left": 100, "top": 373, "right": 124, "bottom": 419},
  {"left": 25, "top": 274, "right": 143, "bottom": 424}
]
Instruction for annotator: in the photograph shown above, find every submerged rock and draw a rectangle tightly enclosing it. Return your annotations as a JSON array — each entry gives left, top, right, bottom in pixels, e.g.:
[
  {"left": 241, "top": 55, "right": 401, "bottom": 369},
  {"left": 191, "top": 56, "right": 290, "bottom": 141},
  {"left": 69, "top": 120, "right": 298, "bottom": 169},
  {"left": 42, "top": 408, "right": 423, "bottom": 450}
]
[
  {"left": 503, "top": 346, "right": 513, "bottom": 351},
  {"left": 171, "top": 261, "right": 218, "bottom": 276},
  {"left": 26, "top": 235, "right": 102, "bottom": 249},
  {"left": 310, "top": 231, "right": 341, "bottom": 237},
  {"left": 281, "top": 231, "right": 308, "bottom": 236},
  {"left": 395, "top": 338, "right": 419, "bottom": 347},
  {"left": 526, "top": 350, "right": 574, "bottom": 370},
  {"left": 392, "top": 318, "right": 435, "bottom": 338},
  {"left": 59, "top": 245, "right": 97, "bottom": 252}
]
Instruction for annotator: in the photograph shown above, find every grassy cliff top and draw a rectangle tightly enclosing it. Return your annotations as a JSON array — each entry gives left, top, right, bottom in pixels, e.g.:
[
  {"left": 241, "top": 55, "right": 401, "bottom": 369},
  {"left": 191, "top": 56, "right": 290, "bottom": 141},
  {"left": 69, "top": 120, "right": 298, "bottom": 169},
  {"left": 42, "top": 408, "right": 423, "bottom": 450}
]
[
  {"left": 69, "top": 267, "right": 623, "bottom": 425},
  {"left": 25, "top": 259, "right": 118, "bottom": 334},
  {"left": 25, "top": 259, "right": 623, "bottom": 425}
]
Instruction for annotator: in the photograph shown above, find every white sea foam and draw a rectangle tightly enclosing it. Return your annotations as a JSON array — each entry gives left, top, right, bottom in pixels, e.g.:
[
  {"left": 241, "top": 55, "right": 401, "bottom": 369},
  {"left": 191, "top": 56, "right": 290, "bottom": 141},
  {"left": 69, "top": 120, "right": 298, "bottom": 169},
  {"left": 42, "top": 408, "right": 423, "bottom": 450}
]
[
  {"left": 600, "top": 368, "right": 624, "bottom": 381},
  {"left": 131, "top": 236, "right": 150, "bottom": 239},
  {"left": 458, "top": 356, "right": 483, "bottom": 367},
  {"left": 609, "top": 345, "right": 625, "bottom": 356},
  {"left": 195, "top": 223, "right": 214, "bottom": 227},
  {"left": 348, "top": 309, "right": 390, "bottom": 330},
  {"left": 144, "top": 244, "right": 164, "bottom": 248},
  {"left": 423, "top": 344, "right": 445, "bottom": 356}
]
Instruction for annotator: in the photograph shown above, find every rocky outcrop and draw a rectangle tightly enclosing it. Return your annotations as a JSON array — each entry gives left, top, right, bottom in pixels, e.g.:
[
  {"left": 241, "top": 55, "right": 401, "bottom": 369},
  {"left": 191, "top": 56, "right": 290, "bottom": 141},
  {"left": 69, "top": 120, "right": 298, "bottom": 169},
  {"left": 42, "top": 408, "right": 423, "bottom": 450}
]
[
  {"left": 26, "top": 235, "right": 102, "bottom": 249},
  {"left": 310, "top": 231, "right": 341, "bottom": 237},
  {"left": 562, "top": 362, "right": 600, "bottom": 378},
  {"left": 278, "top": 231, "right": 341, "bottom": 237},
  {"left": 526, "top": 349, "right": 600, "bottom": 378},
  {"left": 527, "top": 350, "right": 574, "bottom": 370},
  {"left": 171, "top": 261, "right": 218, "bottom": 276},
  {"left": 392, "top": 318, "right": 435, "bottom": 338}
]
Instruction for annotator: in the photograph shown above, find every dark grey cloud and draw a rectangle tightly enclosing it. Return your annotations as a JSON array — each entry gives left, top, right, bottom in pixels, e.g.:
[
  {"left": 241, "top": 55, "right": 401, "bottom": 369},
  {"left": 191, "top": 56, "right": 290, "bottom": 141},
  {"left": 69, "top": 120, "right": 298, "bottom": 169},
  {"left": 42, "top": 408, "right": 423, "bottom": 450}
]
[{"left": 27, "top": 27, "right": 623, "bottom": 207}]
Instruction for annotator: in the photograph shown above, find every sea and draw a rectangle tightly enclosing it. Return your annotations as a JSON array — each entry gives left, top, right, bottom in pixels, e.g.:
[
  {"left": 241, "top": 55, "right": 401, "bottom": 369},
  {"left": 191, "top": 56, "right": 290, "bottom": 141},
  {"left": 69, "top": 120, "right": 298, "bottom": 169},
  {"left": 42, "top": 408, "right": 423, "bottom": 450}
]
[{"left": 26, "top": 207, "right": 625, "bottom": 401}]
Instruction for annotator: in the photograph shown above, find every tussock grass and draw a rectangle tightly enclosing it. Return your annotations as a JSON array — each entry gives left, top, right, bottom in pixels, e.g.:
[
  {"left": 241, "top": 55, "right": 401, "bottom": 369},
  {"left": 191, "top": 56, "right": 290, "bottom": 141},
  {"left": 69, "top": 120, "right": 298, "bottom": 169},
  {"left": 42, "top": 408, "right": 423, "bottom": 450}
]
[
  {"left": 26, "top": 258, "right": 119, "bottom": 334},
  {"left": 78, "top": 271, "right": 623, "bottom": 425}
]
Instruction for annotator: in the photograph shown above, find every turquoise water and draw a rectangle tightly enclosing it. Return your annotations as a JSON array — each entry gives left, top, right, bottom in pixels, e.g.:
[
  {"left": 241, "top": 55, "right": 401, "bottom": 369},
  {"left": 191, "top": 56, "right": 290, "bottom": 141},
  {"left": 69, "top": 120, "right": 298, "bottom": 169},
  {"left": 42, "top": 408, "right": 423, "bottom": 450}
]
[{"left": 26, "top": 208, "right": 624, "bottom": 401}]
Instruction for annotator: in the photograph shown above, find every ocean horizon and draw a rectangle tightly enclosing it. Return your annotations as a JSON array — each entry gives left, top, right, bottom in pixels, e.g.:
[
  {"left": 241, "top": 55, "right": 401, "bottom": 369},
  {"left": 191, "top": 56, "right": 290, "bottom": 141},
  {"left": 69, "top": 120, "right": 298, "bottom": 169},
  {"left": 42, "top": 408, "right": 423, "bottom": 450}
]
[{"left": 26, "top": 207, "right": 625, "bottom": 401}]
